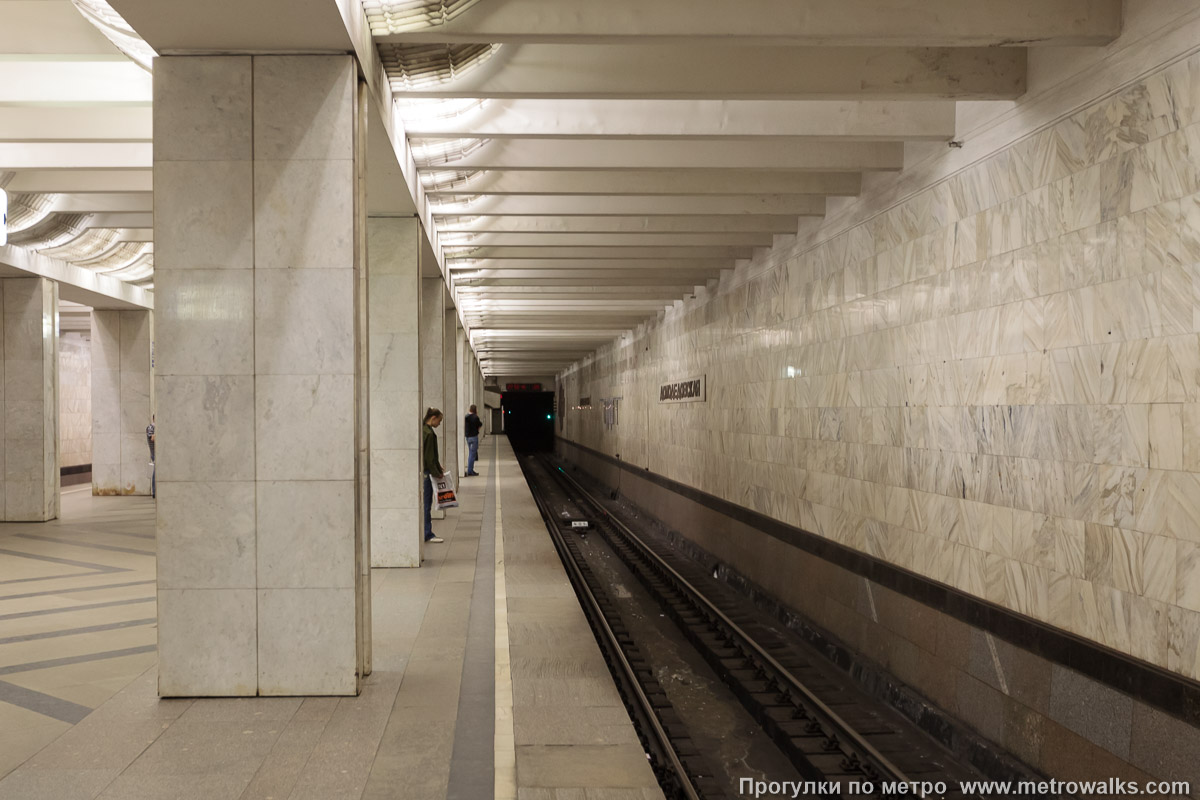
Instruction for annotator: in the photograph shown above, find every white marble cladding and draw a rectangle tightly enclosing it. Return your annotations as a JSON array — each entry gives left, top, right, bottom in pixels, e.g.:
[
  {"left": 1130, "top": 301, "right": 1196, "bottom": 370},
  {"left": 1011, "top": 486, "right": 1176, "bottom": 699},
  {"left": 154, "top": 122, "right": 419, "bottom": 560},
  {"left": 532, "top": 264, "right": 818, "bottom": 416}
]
[
  {"left": 154, "top": 55, "right": 363, "bottom": 697},
  {"left": 442, "top": 311, "right": 459, "bottom": 482},
  {"left": 59, "top": 332, "right": 91, "bottom": 470},
  {"left": 561, "top": 51, "right": 1200, "bottom": 682},
  {"left": 1, "top": 278, "right": 59, "bottom": 521},
  {"left": 367, "top": 217, "right": 423, "bottom": 568},
  {"left": 91, "top": 310, "right": 153, "bottom": 495},
  {"left": 421, "top": 278, "right": 445, "bottom": 416}
]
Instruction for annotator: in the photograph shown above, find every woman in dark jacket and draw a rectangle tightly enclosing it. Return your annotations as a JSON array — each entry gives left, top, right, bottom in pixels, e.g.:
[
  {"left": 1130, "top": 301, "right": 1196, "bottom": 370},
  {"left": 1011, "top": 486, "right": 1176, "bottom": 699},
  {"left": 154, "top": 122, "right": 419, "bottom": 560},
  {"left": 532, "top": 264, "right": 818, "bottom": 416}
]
[{"left": 422, "top": 408, "right": 445, "bottom": 544}]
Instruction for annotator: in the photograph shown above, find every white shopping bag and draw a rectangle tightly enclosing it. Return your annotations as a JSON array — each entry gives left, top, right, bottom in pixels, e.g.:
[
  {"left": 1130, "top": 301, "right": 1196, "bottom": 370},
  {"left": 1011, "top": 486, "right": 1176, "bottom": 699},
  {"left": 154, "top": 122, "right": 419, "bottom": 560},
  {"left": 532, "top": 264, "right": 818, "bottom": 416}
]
[{"left": 434, "top": 474, "right": 459, "bottom": 510}]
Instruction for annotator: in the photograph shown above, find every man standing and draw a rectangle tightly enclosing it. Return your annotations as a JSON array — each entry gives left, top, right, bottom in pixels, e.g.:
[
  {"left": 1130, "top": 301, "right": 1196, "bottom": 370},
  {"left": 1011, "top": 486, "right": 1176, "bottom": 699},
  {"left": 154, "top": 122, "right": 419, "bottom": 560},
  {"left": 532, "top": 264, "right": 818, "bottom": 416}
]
[
  {"left": 146, "top": 414, "right": 156, "bottom": 499},
  {"left": 464, "top": 404, "right": 483, "bottom": 476}
]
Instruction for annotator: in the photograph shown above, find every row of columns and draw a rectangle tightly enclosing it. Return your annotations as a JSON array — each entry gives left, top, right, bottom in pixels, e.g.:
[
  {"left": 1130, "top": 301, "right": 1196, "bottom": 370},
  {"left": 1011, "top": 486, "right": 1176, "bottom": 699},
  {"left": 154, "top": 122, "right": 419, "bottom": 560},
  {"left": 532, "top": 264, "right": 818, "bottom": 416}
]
[
  {"left": 147, "top": 55, "right": 485, "bottom": 697},
  {"left": 0, "top": 277, "right": 156, "bottom": 525},
  {"left": 1, "top": 55, "right": 488, "bottom": 698}
]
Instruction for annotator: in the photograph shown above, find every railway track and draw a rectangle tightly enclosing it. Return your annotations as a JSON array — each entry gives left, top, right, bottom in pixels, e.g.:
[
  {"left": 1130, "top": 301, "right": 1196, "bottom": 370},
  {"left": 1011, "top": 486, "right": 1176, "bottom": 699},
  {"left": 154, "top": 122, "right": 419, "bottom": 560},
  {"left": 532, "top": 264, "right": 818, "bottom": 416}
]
[{"left": 517, "top": 451, "right": 1008, "bottom": 800}]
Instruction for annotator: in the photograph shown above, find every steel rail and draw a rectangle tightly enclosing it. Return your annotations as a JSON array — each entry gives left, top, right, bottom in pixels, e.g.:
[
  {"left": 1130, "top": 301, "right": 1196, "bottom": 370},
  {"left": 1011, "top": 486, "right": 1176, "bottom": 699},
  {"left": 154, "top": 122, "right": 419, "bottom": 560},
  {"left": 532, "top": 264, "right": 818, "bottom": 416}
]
[
  {"left": 519, "top": 456, "right": 704, "bottom": 800},
  {"left": 548, "top": 460, "right": 913, "bottom": 788}
]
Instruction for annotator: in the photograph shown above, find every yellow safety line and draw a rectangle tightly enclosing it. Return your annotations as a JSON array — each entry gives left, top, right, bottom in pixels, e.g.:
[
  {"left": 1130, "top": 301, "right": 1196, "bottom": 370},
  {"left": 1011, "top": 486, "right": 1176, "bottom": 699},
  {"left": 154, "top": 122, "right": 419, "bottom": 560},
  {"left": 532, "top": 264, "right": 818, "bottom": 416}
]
[{"left": 494, "top": 437, "right": 517, "bottom": 798}]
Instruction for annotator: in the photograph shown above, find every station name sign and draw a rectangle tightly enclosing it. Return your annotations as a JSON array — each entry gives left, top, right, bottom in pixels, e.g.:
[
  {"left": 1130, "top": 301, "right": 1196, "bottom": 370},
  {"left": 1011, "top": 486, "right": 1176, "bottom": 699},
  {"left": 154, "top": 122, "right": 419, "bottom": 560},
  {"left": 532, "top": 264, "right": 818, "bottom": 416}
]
[
  {"left": 659, "top": 375, "right": 706, "bottom": 404},
  {"left": 505, "top": 383, "right": 542, "bottom": 391}
]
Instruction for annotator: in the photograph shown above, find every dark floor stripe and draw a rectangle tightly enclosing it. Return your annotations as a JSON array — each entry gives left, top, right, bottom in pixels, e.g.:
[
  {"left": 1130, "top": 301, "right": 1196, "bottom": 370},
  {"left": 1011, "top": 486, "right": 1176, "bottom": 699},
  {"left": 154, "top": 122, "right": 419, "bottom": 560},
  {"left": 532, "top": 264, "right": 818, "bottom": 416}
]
[
  {"left": 15, "top": 535, "right": 155, "bottom": 557},
  {"left": 0, "top": 644, "right": 157, "bottom": 676},
  {"left": 0, "top": 548, "right": 126, "bottom": 573},
  {"left": 0, "top": 596, "right": 155, "bottom": 622},
  {"left": 446, "top": 443, "right": 497, "bottom": 800},
  {"left": 0, "top": 679, "right": 93, "bottom": 724},
  {"left": 49, "top": 526, "right": 156, "bottom": 541},
  {"left": 0, "top": 579, "right": 157, "bottom": 602},
  {"left": 0, "top": 618, "right": 157, "bottom": 645},
  {"left": 0, "top": 572, "right": 96, "bottom": 587}
]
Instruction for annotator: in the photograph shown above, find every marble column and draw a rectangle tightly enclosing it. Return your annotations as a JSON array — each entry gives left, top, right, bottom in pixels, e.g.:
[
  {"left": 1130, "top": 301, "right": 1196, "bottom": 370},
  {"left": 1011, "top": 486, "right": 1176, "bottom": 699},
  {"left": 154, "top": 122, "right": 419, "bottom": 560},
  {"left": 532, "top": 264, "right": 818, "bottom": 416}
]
[
  {"left": 456, "top": 326, "right": 468, "bottom": 473},
  {"left": 442, "top": 307, "right": 459, "bottom": 482},
  {"left": 367, "top": 216, "right": 422, "bottom": 567},
  {"left": 153, "top": 55, "right": 366, "bottom": 697},
  {"left": 478, "top": 369, "right": 489, "bottom": 435},
  {"left": 419, "top": 277, "right": 445, "bottom": 531},
  {"left": 91, "top": 310, "right": 153, "bottom": 496},
  {"left": 1, "top": 277, "right": 59, "bottom": 522}
]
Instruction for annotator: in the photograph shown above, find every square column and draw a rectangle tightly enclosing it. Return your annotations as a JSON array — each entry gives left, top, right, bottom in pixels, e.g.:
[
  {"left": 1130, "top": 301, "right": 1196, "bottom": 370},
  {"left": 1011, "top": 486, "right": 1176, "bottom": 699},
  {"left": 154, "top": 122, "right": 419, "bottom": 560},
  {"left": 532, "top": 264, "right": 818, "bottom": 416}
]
[
  {"left": 441, "top": 307, "right": 459, "bottom": 481},
  {"left": 456, "top": 326, "right": 468, "bottom": 473},
  {"left": 1, "top": 278, "right": 59, "bottom": 521},
  {"left": 367, "top": 216, "right": 422, "bottom": 567},
  {"left": 419, "top": 277, "right": 445, "bottom": 532},
  {"left": 153, "top": 55, "right": 366, "bottom": 696},
  {"left": 420, "top": 278, "right": 445, "bottom": 414},
  {"left": 91, "top": 310, "right": 153, "bottom": 495}
]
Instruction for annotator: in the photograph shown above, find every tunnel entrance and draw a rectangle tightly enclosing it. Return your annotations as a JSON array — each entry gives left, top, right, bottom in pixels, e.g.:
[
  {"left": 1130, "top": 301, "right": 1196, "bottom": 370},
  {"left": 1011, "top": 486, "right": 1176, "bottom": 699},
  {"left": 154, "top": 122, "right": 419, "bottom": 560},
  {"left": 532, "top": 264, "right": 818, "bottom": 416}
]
[{"left": 501, "top": 390, "right": 556, "bottom": 453}]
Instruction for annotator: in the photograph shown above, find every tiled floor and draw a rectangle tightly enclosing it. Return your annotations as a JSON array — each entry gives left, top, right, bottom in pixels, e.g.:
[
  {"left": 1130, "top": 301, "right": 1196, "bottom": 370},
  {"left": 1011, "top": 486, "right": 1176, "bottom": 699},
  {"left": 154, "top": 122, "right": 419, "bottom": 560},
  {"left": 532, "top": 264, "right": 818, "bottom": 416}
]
[
  {"left": 0, "top": 486, "right": 158, "bottom": 777},
  {"left": 0, "top": 439, "right": 664, "bottom": 800}
]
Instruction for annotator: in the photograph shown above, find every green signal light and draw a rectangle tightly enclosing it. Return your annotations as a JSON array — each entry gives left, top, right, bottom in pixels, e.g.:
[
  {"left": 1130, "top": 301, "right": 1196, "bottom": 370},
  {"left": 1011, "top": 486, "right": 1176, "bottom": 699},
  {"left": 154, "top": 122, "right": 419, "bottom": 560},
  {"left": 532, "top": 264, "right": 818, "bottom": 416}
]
[{"left": 546, "top": 414, "right": 552, "bottom": 420}]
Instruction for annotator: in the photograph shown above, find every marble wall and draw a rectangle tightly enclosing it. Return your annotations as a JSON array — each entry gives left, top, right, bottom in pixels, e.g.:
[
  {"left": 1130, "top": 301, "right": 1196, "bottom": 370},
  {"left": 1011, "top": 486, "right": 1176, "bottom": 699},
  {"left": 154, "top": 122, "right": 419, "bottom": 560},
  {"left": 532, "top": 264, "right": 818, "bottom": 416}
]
[
  {"left": 91, "top": 310, "right": 153, "bottom": 495},
  {"left": 561, "top": 50, "right": 1200, "bottom": 682},
  {"left": 367, "top": 216, "right": 423, "bottom": 567},
  {"left": 154, "top": 55, "right": 365, "bottom": 696},
  {"left": 59, "top": 332, "right": 91, "bottom": 470},
  {"left": 1, "top": 278, "right": 59, "bottom": 522}
]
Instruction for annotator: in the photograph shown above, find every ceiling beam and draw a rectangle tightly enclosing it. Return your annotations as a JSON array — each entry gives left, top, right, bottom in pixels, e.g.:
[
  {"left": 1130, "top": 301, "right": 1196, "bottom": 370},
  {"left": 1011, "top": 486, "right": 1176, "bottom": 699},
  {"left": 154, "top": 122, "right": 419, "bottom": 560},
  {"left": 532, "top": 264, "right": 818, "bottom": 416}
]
[
  {"left": 449, "top": 260, "right": 728, "bottom": 273},
  {"left": 463, "top": 278, "right": 713, "bottom": 288},
  {"left": 3, "top": 170, "right": 153, "bottom": 193},
  {"left": 0, "top": 60, "right": 151, "bottom": 104},
  {"left": 467, "top": 300, "right": 674, "bottom": 309},
  {"left": 450, "top": 245, "right": 754, "bottom": 260},
  {"left": 0, "top": 143, "right": 152, "bottom": 170},
  {"left": 389, "top": 45, "right": 1024, "bottom": 101},
  {"left": 79, "top": 213, "right": 154, "bottom": 229},
  {"left": 416, "top": 139, "right": 903, "bottom": 171},
  {"left": 403, "top": 99, "right": 956, "bottom": 141},
  {"left": 446, "top": 233, "right": 774, "bottom": 247},
  {"left": 459, "top": 275, "right": 721, "bottom": 286},
  {"left": 432, "top": 194, "right": 825, "bottom": 216},
  {"left": 107, "top": 0, "right": 356, "bottom": 52},
  {"left": 426, "top": 170, "right": 861, "bottom": 197},
  {"left": 460, "top": 285, "right": 700, "bottom": 296},
  {"left": 436, "top": 215, "right": 799, "bottom": 234},
  {"left": 374, "top": 0, "right": 1119, "bottom": 46},
  {"left": 473, "top": 329, "right": 635, "bottom": 338},
  {"left": 52, "top": 193, "right": 153, "bottom": 213},
  {"left": 0, "top": 107, "right": 153, "bottom": 143}
]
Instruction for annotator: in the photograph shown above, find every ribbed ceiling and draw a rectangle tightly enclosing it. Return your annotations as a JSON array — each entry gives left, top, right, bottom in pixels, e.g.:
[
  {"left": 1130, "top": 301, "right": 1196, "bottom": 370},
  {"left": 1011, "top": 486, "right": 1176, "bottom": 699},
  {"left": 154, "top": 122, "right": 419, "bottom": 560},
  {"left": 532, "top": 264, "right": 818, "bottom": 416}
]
[
  {"left": 410, "top": 137, "right": 488, "bottom": 167},
  {"left": 39, "top": 229, "right": 123, "bottom": 263},
  {"left": 378, "top": 43, "right": 498, "bottom": 91},
  {"left": 4, "top": 192, "right": 56, "bottom": 235},
  {"left": 361, "top": 0, "right": 483, "bottom": 35}
]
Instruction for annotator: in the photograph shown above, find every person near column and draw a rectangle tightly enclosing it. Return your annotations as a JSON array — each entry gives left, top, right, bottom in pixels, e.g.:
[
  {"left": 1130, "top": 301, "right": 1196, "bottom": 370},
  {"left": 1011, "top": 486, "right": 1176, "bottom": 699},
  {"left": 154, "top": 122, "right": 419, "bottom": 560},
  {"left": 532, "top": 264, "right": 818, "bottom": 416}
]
[
  {"left": 422, "top": 408, "right": 445, "bottom": 544},
  {"left": 464, "top": 404, "right": 483, "bottom": 476},
  {"left": 146, "top": 414, "right": 156, "bottom": 499}
]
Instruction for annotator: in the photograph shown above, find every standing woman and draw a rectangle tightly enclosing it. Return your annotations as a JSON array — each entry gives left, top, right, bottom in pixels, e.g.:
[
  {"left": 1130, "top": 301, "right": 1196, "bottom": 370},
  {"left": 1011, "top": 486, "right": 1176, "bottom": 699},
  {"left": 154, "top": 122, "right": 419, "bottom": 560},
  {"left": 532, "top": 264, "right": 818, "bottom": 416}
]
[{"left": 422, "top": 408, "right": 446, "bottom": 544}]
